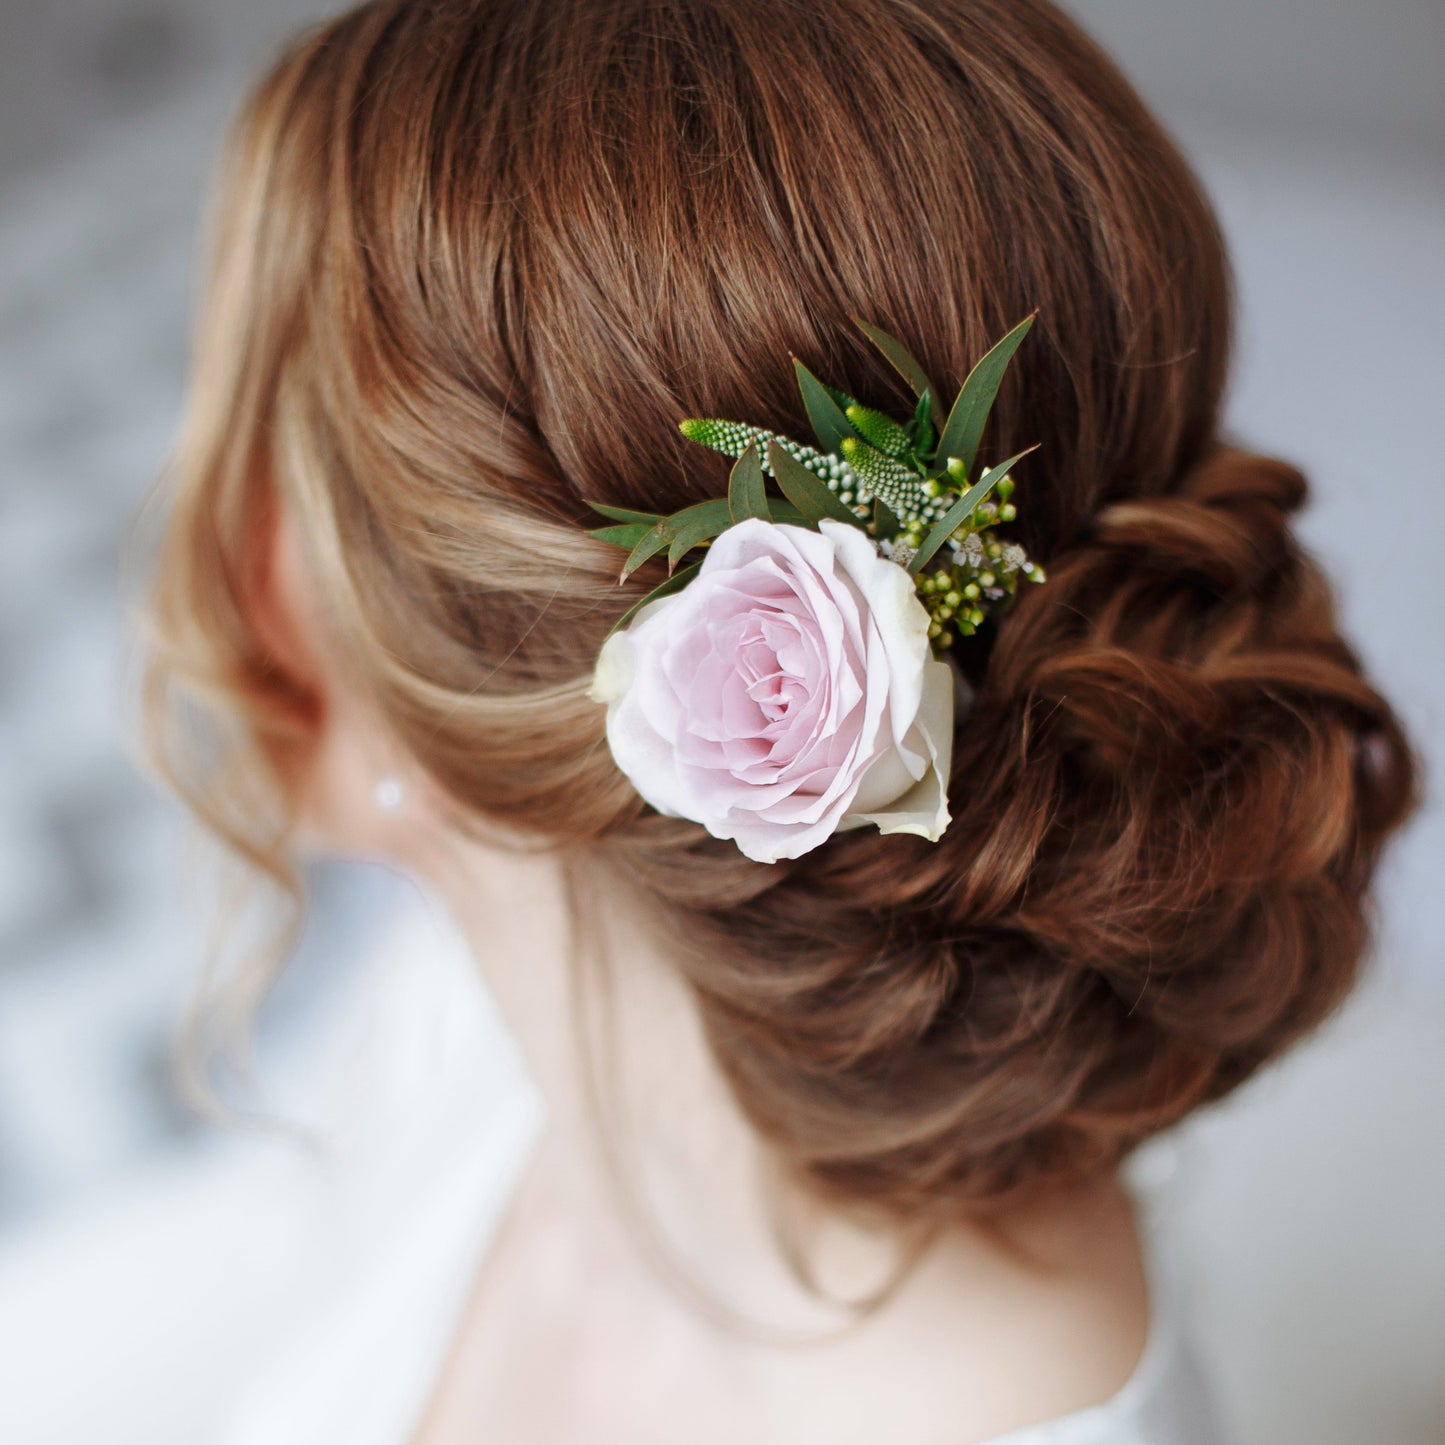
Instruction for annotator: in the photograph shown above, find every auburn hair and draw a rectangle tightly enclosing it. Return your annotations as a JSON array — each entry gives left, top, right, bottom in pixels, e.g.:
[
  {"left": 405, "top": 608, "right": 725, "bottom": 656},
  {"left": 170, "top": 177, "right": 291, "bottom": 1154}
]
[{"left": 139, "top": 0, "right": 1422, "bottom": 1262}]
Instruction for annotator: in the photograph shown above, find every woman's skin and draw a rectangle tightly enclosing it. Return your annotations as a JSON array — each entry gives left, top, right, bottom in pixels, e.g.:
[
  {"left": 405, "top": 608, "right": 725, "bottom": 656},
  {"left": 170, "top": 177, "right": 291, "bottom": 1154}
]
[{"left": 251, "top": 502, "right": 1152, "bottom": 1444}]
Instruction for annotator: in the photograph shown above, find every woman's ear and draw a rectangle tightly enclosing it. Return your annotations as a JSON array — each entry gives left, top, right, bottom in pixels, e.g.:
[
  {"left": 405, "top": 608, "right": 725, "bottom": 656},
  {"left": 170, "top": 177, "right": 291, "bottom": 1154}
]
[
  {"left": 244, "top": 481, "right": 331, "bottom": 707},
  {"left": 240, "top": 486, "right": 439, "bottom": 862}
]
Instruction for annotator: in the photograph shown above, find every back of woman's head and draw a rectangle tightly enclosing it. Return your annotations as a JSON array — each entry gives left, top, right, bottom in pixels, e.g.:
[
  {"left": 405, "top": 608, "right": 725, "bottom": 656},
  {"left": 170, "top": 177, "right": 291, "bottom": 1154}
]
[{"left": 142, "top": 0, "right": 1422, "bottom": 1226}]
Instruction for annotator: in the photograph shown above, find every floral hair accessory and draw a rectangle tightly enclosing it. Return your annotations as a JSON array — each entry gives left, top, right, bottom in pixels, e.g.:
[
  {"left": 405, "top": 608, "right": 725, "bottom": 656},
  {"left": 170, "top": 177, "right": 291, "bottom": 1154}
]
[{"left": 584, "top": 315, "right": 1047, "bottom": 864}]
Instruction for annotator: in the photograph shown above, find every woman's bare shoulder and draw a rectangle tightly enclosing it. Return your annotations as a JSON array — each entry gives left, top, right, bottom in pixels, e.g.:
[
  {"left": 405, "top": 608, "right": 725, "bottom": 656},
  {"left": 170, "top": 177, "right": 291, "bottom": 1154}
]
[{"left": 867, "top": 1175, "right": 1154, "bottom": 1445}]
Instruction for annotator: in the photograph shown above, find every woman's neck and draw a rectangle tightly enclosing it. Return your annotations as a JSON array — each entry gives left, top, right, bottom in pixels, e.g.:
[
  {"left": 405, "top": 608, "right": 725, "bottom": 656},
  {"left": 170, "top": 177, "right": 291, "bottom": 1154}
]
[{"left": 414, "top": 826, "right": 930, "bottom": 1334}]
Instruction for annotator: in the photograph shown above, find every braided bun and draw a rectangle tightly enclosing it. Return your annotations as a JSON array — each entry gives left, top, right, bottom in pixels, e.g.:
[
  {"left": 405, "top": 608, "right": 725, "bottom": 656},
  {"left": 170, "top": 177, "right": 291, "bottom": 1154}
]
[{"left": 627, "top": 445, "right": 1419, "bottom": 1220}]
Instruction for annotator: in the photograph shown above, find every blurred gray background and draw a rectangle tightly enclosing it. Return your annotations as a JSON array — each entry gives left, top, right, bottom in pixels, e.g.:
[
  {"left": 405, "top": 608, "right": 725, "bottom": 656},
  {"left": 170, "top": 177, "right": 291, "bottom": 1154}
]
[{"left": 0, "top": 2, "right": 1442, "bottom": 1443}]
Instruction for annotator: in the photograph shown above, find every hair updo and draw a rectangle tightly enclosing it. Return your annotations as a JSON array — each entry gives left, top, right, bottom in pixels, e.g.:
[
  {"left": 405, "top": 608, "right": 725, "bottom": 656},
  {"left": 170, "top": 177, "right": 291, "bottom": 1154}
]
[{"left": 141, "top": 0, "right": 1422, "bottom": 1233}]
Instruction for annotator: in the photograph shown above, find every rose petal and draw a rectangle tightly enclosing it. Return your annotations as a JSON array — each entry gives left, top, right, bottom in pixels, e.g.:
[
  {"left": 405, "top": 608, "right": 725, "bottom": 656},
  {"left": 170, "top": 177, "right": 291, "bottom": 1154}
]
[
  {"left": 592, "top": 516, "right": 955, "bottom": 863},
  {"left": 844, "top": 655, "right": 955, "bottom": 840}
]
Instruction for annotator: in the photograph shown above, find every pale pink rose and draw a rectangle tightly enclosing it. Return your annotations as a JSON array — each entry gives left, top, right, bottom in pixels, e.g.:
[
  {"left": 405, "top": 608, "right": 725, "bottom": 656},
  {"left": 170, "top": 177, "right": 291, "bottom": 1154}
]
[{"left": 587, "top": 517, "right": 956, "bottom": 864}]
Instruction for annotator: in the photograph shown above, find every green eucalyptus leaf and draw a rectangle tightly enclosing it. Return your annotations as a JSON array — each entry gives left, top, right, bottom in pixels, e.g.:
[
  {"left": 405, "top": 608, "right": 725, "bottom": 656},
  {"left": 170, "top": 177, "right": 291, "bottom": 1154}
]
[
  {"left": 586, "top": 501, "right": 665, "bottom": 525},
  {"left": 728, "top": 442, "right": 771, "bottom": 523},
  {"left": 850, "top": 317, "right": 939, "bottom": 423},
  {"left": 793, "top": 358, "right": 862, "bottom": 454},
  {"left": 909, "top": 446, "right": 1037, "bottom": 575},
  {"left": 910, "top": 389, "right": 937, "bottom": 458},
  {"left": 908, "top": 508, "right": 964, "bottom": 578},
  {"left": 767, "top": 441, "right": 864, "bottom": 527},
  {"left": 872, "top": 498, "right": 901, "bottom": 540},
  {"left": 620, "top": 521, "right": 674, "bottom": 579},
  {"left": 587, "top": 522, "right": 655, "bottom": 550},
  {"left": 765, "top": 499, "right": 811, "bottom": 527},
  {"left": 665, "top": 498, "right": 735, "bottom": 569},
  {"left": 935, "top": 313, "right": 1036, "bottom": 485},
  {"left": 607, "top": 560, "right": 704, "bottom": 639}
]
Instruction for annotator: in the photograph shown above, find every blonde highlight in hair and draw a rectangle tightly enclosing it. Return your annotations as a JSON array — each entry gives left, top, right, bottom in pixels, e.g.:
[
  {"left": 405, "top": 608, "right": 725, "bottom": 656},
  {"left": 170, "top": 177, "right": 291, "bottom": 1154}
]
[{"left": 136, "top": 0, "right": 1423, "bottom": 1307}]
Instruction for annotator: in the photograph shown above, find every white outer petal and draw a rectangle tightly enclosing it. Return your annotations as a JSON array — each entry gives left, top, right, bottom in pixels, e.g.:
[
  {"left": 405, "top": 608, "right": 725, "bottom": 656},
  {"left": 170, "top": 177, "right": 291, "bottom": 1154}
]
[
  {"left": 816, "top": 519, "right": 931, "bottom": 753},
  {"left": 587, "top": 629, "right": 634, "bottom": 704},
  {"left": 589, "top": 594, "right": 697, "bottom": 821},
  {"left": 843, "top": 655, "right": 955, "bottom": 841}
]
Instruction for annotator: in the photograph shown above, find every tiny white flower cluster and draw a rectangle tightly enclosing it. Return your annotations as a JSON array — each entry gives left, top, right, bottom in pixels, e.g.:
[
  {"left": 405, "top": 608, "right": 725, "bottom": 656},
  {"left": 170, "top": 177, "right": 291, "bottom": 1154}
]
[
  {"left": 945, "top": 508, "right": 1040, "bottom": 595},
  {"left": 878, "top": 536, "right": 917, "bottom": 568}
]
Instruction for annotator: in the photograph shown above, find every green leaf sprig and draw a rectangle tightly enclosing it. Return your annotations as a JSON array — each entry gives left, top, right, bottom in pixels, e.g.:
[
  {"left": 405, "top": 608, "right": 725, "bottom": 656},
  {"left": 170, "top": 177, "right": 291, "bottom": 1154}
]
[{"left": 584, "top": 314, "right": 1048, "bottom": 651}]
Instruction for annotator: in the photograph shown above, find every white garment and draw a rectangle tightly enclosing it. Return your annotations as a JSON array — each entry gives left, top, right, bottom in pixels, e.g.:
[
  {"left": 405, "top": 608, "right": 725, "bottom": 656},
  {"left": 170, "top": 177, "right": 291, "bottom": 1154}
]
[
  {"left": 972, "top": 1202, "right": 1226, "bottom": 1445},
  {"left": 215, "top": 900, "right": 1229, "bottom": 1445}
]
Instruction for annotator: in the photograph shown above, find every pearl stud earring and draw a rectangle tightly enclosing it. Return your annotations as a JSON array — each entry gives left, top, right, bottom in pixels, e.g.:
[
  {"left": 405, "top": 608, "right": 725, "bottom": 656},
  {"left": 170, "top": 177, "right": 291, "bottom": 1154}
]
[{"left": 373, "top": 776, "right": 406, "bottom": 813}]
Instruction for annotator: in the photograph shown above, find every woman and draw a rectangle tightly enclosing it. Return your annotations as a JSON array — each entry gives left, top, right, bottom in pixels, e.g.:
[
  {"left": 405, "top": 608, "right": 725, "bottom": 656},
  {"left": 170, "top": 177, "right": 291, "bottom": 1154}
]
[{"left": 137, "top": 0, "right": 1421, "bottom": 1440}]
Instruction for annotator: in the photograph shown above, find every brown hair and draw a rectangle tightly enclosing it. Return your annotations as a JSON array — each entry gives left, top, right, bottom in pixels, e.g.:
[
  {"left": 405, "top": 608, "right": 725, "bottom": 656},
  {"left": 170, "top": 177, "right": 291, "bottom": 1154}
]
[{"left": 139, "top": 0, "right": 1422, "bottom": 1255}]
